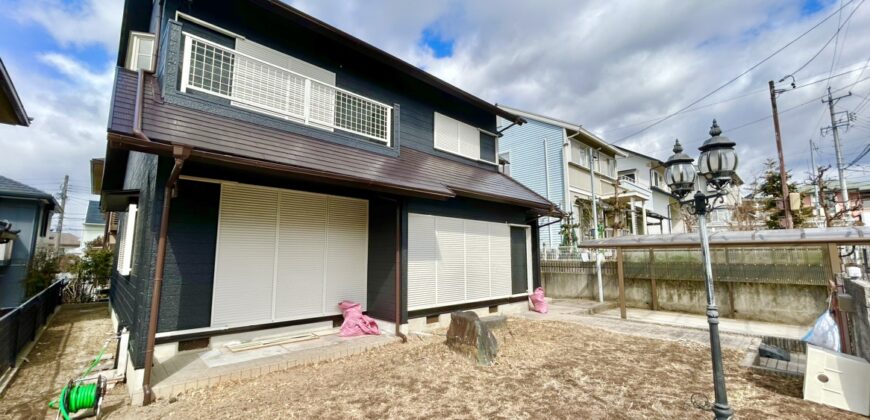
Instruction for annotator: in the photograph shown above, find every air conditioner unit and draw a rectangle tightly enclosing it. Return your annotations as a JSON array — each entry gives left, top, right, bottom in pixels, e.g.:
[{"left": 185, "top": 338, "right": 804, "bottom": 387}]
[{"left": 804, "top": 344, "right": 870, "bottom": 415}]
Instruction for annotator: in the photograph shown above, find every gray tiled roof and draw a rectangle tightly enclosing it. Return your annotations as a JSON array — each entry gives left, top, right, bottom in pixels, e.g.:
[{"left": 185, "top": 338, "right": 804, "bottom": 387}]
[
  {"left": 85, "top": 200, "right": 105, "bottom": 225},
  {"left": 0, "top": 175, "right": 53, "bottom": 200}
]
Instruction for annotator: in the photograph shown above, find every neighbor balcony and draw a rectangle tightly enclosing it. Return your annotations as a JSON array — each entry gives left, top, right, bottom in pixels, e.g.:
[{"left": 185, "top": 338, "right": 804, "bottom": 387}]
[{"left": 179, "top": 33, "right": 392, "bottom": 145}]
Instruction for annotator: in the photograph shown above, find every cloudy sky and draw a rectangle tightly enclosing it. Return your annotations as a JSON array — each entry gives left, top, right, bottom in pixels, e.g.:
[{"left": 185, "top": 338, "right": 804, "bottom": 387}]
[{"left": 1, "top": 0, "right": 870, "bottom": 234}]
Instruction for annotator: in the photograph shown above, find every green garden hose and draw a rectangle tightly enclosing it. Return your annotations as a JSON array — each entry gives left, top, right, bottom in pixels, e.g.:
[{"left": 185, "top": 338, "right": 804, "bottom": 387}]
[{"left": 48, "top": 340, "right": 110, "bottom": 419}]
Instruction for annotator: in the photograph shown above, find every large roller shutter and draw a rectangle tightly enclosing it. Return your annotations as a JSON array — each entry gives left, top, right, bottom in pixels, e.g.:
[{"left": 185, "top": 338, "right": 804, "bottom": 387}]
[
  {"left": 407, "top": 214, "right": 515, "bottom": 310},
  {"left": 212, "top": 183, "right": 367, "bottom": 328}
]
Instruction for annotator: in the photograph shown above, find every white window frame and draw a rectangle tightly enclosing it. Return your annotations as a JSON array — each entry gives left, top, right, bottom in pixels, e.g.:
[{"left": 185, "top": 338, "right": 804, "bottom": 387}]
[
  {"left": 117, "top": 204, "right": 138, "bottom": 276},
  {"left": 570, "top": 139, "right": 589, "bottom": 168},
  {"left": 434, "top": 112, "right": 494, "bottom": 163},
  {"left": 125, "top": 31, "right": 155, "bottom": 72}
]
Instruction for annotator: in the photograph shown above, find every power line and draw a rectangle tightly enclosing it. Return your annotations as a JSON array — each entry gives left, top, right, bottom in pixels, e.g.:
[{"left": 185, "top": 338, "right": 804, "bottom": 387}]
[
  {"left": 611, "top": 0, "right": 858, "bottom": 144},
  {"left": 786, "top": 0, "right": 865, "bottom": 79}
]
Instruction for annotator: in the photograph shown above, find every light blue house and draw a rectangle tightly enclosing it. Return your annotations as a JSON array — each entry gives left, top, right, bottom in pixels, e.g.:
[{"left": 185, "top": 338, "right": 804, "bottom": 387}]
[
  {"left": 0, "top": 176, "right": 57, "bottom": 307},
  {"left": 497, "top": 106, "right": 627, "bottom": 251}
]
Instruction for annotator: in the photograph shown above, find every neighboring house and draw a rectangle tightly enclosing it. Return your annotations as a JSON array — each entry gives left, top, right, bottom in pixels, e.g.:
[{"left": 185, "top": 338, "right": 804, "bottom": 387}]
[
  {"left": 44, "top": 232, "right": 82, "bottom": 255},
  {"left": 614, "top": 146, "right": 680, "bottom": 235},
  {"left": 90, "top": 158, "right": 119, "bottom": 246},
  {"left": 103, "top": 0, "right": 558, "bottom": 398},
  {"left": 0, "top": 176, "right": 56, "bottom": 307},
  {"left": 496, "top": 106, "right": 626, "bottom": 248},
  {"left": 0, "top": 57, "right": 30, "bottom": 126},
  {"left": 799, "top": 179, "right": 867, "bottom": 227},
  {"left": 80, "top": 200, "right": 107, "bottom": 248}
]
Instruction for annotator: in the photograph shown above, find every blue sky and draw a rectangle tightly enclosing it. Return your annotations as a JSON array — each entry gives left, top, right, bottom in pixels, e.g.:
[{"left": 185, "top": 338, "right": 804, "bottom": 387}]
[{"left": 1, "top": 0, "right": 869, "bottom": 235}]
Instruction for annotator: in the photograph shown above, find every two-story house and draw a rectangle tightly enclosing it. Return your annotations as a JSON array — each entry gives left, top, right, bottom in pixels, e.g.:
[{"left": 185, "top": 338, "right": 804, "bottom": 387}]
[
  {"left": 496, "top": 106, "right": 626, "bottom": 249},
  {"left": 614, "top": 146, "right": 680, "bottom": 235},
  {"left": 0, "top": 176, "right": 56, "bottom": 307},
  {"left": 102, "top": 0, "right": 559, "bottom": 403}
]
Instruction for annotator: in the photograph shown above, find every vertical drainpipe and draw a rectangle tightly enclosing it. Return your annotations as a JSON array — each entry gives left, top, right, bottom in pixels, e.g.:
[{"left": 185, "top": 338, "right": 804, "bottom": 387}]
[
  {"left": 141, "top": 145, "right": 190, "bottom": 405},
  {"left": 394, "top": 199, "right": 407, "bottom": 343},
  {"left": 543, "top": 139, "right": 551, "bottom": 250},
  {"left": 561, "top": 130, "right": 573, "bottom": 241}
]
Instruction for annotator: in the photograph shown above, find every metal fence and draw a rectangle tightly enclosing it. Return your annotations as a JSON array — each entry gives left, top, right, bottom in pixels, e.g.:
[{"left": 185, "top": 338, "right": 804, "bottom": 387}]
[
  {"left": 541, "top": 247, "right": 828, "bottom": 286},
  {"left": 0, "top": 279, "right": 64, "bottom": 377}
]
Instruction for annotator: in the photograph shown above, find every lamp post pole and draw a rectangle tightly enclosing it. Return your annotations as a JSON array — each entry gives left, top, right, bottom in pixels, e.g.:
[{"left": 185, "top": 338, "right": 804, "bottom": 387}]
[
  {"left": 694, "top": 192, "right": 732, "bottom": 420},
  {"left": 664, "top": 120, "right": 737, "bottom": 420}
]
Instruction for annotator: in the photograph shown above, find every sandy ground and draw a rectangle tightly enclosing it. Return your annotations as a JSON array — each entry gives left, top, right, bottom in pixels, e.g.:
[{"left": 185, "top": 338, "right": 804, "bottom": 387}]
[
  {"left": 0, "top": 303, "right": 117, "bottom": 420},
  {"left": 103, "top": 318, "right": 860, "bottom": 420}
]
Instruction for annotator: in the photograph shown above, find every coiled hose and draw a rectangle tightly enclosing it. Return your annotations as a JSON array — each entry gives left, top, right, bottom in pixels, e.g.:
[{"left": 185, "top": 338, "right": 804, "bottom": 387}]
[{"left": 48, "top": 340, "right": 109, "bottom": 419}]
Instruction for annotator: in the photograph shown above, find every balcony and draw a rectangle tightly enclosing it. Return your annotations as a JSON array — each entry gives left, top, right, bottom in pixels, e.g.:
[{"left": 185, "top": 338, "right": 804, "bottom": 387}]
[
  {"left": 180, "top": 33, "right": 392, "bottom": 144},
  {"left": 617, "top": 176, "right": 652, "bottom": 201}
]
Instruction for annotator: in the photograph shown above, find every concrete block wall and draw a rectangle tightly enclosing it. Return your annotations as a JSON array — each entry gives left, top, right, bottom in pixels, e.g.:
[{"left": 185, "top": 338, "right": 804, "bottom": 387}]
[
  {"left": 846, "top": 278, "right": 870, "bottom": 362},
  {"left": 542, "top": 270, "right": 826, "bottom": 325}
]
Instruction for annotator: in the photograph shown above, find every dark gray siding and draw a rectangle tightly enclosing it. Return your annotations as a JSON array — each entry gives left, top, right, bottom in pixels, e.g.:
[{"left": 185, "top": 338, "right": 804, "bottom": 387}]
[
  {"left": 480, "top": 133, "right": 496, "bottom": 164},
  {"left": 157, "top": 180, "right": 220, "bottom": 332},
  {"left": 366, "top": 198, "right": 398, "bottom": 322},
  {"left": 110, "top": 151, "right": 160, "bottom": 368},
  {"left": 158, "top": 0, "right": 499, "bottom": 171}
]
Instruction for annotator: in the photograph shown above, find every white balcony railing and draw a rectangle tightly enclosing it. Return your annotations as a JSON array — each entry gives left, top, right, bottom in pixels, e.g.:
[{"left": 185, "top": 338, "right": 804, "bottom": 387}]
[{"left": 180, "top": 33, "right": 392, "bottom": 144}]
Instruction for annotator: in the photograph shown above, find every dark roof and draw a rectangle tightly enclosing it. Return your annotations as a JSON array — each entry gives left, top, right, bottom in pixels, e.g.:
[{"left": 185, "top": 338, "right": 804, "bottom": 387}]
[
  {"left": 0, "top": 57, "right": 30, "bottom": 126},
  {"left": 614, "top": 145, "right": 665, "bottom": 166},
  {"left": 107, "top": 70, "right": 558, "bottom": 215},
  {"left": 117, "top": 0, "right": 523, "bottom": 125},
  {"left": 85, "top": 200, "right": 105, "bottom": 225},
  {"left": 0, "top": 175, "right": 56, "bottom": 207}
]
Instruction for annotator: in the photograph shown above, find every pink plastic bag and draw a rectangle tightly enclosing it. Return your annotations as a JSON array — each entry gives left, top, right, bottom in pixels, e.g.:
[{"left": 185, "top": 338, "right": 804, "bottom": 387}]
[
  {"left": 338, "top": 300, "right": 380, "bottom": 337},
  {"left": 530, "top": 287, "right": 548, "bottom": 314}
]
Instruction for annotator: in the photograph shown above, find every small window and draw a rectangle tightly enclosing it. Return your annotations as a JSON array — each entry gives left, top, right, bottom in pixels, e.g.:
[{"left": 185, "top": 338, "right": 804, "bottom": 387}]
[
  {"left": 126, "top": 32, "right": 156, "bottom": 72},
  {"left": 434, "top": 112, "right": 481, "bottom": 161},
  {"left": 117, "top": 204, "right": 138, "bottom": 276}
]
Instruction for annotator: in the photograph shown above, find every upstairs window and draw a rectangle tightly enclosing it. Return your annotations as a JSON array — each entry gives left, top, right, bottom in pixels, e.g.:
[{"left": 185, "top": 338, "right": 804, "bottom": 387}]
[
  {"left": 570, "top": 140, "right": 589, "bottom": 167},
  {"left": 434, "top": 112, "right": 481, "bottom": 161},
  {"left": 499, "top": 151, "right": 511, "bottom": 176},
  {"left": 125, "top": 32, "right": 156, "bottom": 72},
  {"left": 188, "top": 38, "right": 235, "bottom": 97}
]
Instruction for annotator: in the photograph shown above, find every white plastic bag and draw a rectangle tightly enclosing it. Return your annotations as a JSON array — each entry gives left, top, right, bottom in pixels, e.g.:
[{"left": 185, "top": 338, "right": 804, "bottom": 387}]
[{"left": 802, "top": 311, "right": 841, "bottom": 352}]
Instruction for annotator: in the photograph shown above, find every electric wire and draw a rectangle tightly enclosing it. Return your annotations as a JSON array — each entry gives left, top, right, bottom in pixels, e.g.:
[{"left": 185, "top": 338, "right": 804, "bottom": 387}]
[{"left": 612, "top": 0, "right": 858, "bottom": 144}]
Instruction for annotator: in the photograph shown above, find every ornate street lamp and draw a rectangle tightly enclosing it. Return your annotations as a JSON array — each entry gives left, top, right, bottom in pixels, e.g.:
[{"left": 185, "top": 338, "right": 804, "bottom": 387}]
[{"left": 664, "top": 119, "right": 737, "bottom": 420}]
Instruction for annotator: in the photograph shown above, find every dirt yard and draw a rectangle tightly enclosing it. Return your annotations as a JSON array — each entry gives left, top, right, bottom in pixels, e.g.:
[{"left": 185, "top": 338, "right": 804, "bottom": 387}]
[
  {"left": 0, "top": 303, "right": 118, "bottom": 420},
  {"left": 105, "top": 318, "right": 859, "bottom": 420}
]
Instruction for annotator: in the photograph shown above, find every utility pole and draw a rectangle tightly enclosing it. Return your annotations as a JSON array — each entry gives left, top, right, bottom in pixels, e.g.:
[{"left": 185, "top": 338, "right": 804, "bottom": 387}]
[
  {"left": 589, "top": 149, "right": 604, "bottom": 303},
  {"left": 768, "top": 80, "right": 793, "bottom": 229},
  {"left": 822, "top": 86, "right": 855, "bottom": 224},
  {"left": 809, "top": 139, "right": 822, "bottom": 220},
  {"left": 55, "top": 175, "right": 69, "bottom": 254}
]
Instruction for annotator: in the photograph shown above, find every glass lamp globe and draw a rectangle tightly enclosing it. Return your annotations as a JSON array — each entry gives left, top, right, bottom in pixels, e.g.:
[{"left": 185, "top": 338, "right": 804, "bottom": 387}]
[
  {"left": 664, "top": 139, "right": 697, "bottom": 199},
  {"left": 697, "top": 119, "right": 738, "bottom": 191}
]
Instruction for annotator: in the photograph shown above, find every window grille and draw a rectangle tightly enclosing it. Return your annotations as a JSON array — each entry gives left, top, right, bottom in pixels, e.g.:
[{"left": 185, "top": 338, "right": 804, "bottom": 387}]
[{"left": 182, "top": 34, "right": 391, "bottom": 144}]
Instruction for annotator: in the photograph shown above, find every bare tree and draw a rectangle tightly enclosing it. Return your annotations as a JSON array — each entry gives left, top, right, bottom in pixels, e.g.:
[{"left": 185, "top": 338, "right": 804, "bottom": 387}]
[{"left": 810, "top": 165, "right": 862, "bottom": 227}]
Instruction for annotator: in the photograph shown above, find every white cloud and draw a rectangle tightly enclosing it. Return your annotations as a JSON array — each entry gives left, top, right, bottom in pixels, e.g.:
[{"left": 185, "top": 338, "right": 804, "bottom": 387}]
[
  {"left": 12, "top": 0, "right": 123, "bottom": 50},
  {"left": 290, "top": 0, "right": 870, "bottom": 186}
]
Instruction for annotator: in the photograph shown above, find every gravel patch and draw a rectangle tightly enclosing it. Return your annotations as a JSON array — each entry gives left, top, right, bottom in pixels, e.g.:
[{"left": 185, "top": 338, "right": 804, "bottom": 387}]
[{"left": 105, "top": 318, "right": 860, "bottom": 419}]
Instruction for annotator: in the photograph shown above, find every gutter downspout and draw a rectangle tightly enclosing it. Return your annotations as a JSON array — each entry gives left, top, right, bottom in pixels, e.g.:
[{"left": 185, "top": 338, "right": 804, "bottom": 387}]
[
  {"left": 394, "top": 200, "right": 407, "bottom": 343},
  {"left": 141, "top": 144, "right": 190, "bottom": 405}
]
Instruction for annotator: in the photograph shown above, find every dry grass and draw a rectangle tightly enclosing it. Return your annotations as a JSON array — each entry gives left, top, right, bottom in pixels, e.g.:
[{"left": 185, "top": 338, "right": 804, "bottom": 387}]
[
  {"left": 106, "top": 318, "right": 860, "bottom": 419},
  {"left": 0, "top": 304, "right": 116, "bottom": 420}
]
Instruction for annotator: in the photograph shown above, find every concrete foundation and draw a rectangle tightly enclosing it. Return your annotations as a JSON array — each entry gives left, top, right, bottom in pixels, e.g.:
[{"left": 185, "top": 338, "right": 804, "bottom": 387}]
[
  {"left": 846, "top": 278, "right": 870, "bottom": 362},
  {"left": 543, "top": 270, "right": 825, "bottom": 325}
]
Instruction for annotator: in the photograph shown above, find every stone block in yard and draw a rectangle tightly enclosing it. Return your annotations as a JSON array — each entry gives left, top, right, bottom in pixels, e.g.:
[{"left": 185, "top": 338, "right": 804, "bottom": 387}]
[{"left": 446, "top": 311, "right": 498, "bottom": 366}]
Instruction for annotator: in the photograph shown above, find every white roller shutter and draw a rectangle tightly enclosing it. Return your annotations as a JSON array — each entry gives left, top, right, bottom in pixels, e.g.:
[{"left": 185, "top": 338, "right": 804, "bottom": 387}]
[
  {"left": 212, "top": 185, "right": 278, "bottom": 326},
  {"left": 407, "top": 214, "right": 437, "bottom": 309},
  {"left": 212, "top": 183, "right": 368, "bottom": 327},
  {"left": 274, "top": 191, "right": 327, "bottom": 319},
  {"left": 407, "top": 214, "right": 515, "bottom": 310},
  {"left": 325, "top": 196, "right": 369, "bottom": 309},
  {"left": 458, "top": 122, "right": 481, "bottom": 160}
]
